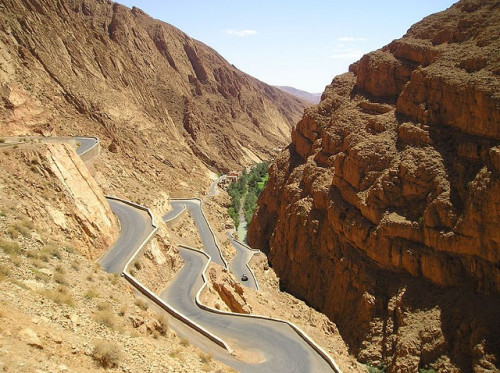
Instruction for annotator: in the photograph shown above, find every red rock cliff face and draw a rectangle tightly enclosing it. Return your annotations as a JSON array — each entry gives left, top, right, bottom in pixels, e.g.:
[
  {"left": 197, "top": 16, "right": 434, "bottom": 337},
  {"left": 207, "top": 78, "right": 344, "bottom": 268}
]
[{"left": 249, "top": 1, "right": 500, "bottom": 371}]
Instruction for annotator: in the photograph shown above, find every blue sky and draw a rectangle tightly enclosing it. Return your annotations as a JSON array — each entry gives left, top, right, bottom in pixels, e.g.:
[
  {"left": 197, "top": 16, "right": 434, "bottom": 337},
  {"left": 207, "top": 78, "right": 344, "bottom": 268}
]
[{"left": 117, "top": 0, "right": 457, "bottom": 93}]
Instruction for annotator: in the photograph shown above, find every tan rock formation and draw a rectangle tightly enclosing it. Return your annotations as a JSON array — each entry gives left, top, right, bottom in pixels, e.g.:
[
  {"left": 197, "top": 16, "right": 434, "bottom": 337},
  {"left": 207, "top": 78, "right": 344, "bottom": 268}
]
[
  {"left": 249, "top": 1, "right": 500, "bottom": 371},
  {"left": 0, "top": 142, "right": 117, "bottom": 258},
  {"left": 207, "top": 265, "right": 251, "bottom": 314}
]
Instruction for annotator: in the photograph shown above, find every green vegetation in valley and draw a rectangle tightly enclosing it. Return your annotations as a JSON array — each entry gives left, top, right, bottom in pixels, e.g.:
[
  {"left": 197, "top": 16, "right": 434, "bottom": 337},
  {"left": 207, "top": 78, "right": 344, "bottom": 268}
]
[{"left": 227, "top": 161, "right": 269, "bottom": 228}]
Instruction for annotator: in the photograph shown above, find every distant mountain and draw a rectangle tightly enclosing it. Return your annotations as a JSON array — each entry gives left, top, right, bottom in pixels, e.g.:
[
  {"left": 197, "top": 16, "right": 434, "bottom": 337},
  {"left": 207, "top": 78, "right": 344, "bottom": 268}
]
[{"left": 275, "top": 86, "right": 322, "bottom": 104}]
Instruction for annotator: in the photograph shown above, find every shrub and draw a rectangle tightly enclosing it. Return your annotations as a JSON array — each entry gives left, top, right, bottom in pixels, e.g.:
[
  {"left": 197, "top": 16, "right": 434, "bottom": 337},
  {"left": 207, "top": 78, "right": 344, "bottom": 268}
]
[
  {"left": 53, "top": 273, "right": 68, "bottom": 286},
  {"left": 92, "top": 341, "right": 121, "bottom": 368},
  {"left": 0, "top": 264, "right": 10, "bottom": 281},
  {"left": 134, "top": 298, "right": 148, "bottom": 311},
  {"left": 366, "top": 364, "right": 386, "bottom": 373},
  {"left": 168, "top": 348, "right": 182, "bottom": 359},
  {"left": 9, "top": 255, "right": 22, "bottom": 266},
  {"left": 97, "top": 302, "right": 111, "bottom": 311},
  {"left": 55, "top": 264, "right": 65, "bottom": 274},
  {"left": 40, "top": 244, "right": 61, "bottom": 262},
  {"left": 180, "top": 337, "right": 189, "bottom": 347},
  {"left": 84, "top": 289, "right": 99, "bottom": 299},
  {"left": 118, "top": 305, "right": 127, "bottom": 317},
  {"left": 33, "top": 269, "right": 50, "bottom": 283},
  {"left": 0, "top": 239, "right": 20, "bottom": 255},
  {"left": 5, "top": 226, "right": 19, "bottom": 239},
  {"left": 199, "top": 352, "right": 212, "bottom": 364},
  {"left": 30, "top": 258, "right": 44, "bottom": 268},
  {"left": 133, "top": 261, "right": 142, "bottom": 270},
  {"left": 94, "top": 310, "right": 116, "bottom": 329},
  {"left": 13, "top": 221, "right": 32, "bottom": 238},
  {"left": 109, "top": 273, "right": 119, "bottom": 285},
  {"left": 71, "top": 261, "right": 80, "bottom": 272},
  {"left": 42, "top": 286, "right": 75, "bottom": 307},
  {"left": 158, "top": 315, "right": 169, "bottom": 336}
]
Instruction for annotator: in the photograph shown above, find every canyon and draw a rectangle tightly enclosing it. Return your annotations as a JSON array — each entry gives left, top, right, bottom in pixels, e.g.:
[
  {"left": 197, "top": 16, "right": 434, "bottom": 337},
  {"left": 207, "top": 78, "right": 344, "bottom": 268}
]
[
  {"left": 0, "top": 0, "right": 359, "bottom": 372},
  {"left": 249, "top": 0, "right": 500, "bottom": 372}
]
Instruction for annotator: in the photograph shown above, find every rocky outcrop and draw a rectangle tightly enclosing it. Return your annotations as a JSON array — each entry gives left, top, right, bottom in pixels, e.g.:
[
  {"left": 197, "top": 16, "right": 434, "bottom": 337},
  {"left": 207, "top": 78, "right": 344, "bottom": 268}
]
[
  {"left": 0, "top": 0, "right": 308, "bottom": 200},
  {"left": 208, "top": 266, "right": 251, "bottom": 314},
  {"left": 0, "top": 143, "right": 118, "bottom": 258},
  {"left": 249, "top": 1, "right": 500, "bottom": 371}
]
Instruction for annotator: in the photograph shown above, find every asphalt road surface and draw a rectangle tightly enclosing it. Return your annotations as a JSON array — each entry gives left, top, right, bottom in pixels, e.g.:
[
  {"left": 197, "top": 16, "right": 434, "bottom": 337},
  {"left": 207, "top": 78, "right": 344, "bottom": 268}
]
[
  {"left": 99, "top": 199, "right": 154, "bottom": 273},
  {"left": 75, "top": 137, "right": 97, "bottom": 155},
  {"left": 228, "top": 233, "right": 258, "bottom": 290},
  {"left": 166, "top": 199, "right": 227, "bottom": 268},
  {"left": 160, "top": 247, "right": 334, "bottom": 373}
]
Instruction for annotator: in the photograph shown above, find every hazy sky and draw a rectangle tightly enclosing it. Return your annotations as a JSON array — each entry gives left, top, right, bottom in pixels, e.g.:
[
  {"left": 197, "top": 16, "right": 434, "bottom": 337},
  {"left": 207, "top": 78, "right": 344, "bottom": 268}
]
[{"left": 117, "top": 0, "right": 457, "bottom": 93}]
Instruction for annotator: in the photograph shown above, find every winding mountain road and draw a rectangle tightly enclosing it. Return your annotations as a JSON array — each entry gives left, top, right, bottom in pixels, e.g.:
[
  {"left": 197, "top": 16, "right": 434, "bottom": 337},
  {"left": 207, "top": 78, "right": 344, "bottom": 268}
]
[
  {"left": 99, "top": 199, "right": 154, "bottom": 273},
  {"left": 160, "top": 246, "right": 333, "bottom": 373},
  {"left": 69, "top": 139, "right": 339, "bottom": 372},
  {"left": 227, "top": 233, "right": 258, "bottom": 290},
  {"left": 165, "top": 199, "right": 227, "bottom": 268},
  {"left": 75, "top": 136, "right": 98, "bottom": 155}
]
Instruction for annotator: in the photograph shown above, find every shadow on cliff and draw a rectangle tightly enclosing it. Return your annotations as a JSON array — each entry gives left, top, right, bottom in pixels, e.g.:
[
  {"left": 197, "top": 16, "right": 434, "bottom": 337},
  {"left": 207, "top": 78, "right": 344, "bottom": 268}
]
[{"left": 351, "top": 267, "right": 500, "bottom": 372}]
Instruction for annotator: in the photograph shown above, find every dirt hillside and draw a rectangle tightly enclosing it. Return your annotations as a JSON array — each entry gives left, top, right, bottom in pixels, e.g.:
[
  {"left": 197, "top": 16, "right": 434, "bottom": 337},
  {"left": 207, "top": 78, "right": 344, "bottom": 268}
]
[{"left": 0, "top": 0, "right": 309, "bottom": 201}]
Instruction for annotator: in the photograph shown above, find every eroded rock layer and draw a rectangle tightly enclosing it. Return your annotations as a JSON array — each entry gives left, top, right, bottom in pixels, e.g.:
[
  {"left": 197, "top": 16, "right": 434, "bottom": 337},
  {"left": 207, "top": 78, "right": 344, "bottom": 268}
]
[{"left": 249, "top": 1, "right": 500, "bottom": 371}]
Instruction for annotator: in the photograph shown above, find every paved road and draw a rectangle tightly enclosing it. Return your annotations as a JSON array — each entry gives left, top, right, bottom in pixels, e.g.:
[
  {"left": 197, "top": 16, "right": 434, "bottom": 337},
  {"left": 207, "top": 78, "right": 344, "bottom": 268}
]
[
  {"left": 166, "top": 199, "right": 227, "bottom": 268},
  {"left": 163, "top": 203, "right": 186, "bottom": 222},
  {"left": 207, "top": 177, "right": 222, "bottom": 197},
  {"left": 75, "top": 137, "right": 97, "bottom": 156},
  {"left": 161, "top": 247, "right": 334, "bottom": 373},
  {"left": 228, "top": 233, "right": 258, "bottom": 290},
  {"left": 99, "top": 199, "right": 154, "bottom": 273}
]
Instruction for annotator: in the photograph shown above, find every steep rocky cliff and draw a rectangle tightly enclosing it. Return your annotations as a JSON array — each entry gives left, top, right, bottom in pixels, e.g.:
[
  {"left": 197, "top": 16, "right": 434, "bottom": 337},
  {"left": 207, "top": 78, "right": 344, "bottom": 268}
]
[
  {"left": 249, "top": 1, "right": 500, "bottom": 371},
  {"left": 0, "top": 142, "right": 118, "bottom": 258},
  {"left": 0, "top": 0, "right": 308, "bottom": 200}
]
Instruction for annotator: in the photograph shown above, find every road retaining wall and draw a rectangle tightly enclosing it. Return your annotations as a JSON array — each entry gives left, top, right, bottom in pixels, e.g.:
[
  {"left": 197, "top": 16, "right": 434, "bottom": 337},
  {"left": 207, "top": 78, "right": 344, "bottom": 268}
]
[{"left": 181, "top": 245, "right": 342, "bottom": 373}]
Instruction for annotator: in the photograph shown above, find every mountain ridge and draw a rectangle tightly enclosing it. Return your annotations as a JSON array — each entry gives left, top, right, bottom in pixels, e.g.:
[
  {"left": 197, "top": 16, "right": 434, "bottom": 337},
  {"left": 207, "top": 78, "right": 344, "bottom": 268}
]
[{"left": 275, "top": 86, "right": 322, "bottom": 104}]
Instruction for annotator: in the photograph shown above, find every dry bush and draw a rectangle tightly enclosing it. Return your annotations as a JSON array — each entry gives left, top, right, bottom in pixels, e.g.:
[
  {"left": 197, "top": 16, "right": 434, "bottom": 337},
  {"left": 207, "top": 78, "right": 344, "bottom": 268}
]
[
  {"left": 13, "top": 220, "right": 32, "bottom": 238},
  {"left": 84, "top": 289, "right": 99, "bottom": 299},
  {"left": 42, "top": 286, "right": 75, "bottom": 307},
  {"left": 157, "top": 315, "right": 169, "bottom": 336},
  {"left": 199, "top": 352, "right": 212, "bottom": 364},
  {"left": 169, "top": 348, "right": 183, "bottom": 360},
  {"left": 53, "top": 272, "right": 68, "bottom": 286},
  {"left": 97, "top": 302, "right": 111, "bottom": 311},
  {"left": 55, "top": 264, "right": 65, "bottom": 274},
  {"left": 41, "top": 244, "right": 61, "bottom": 260},
  {"left": 0, "top": 239, "right": 20, "bottom": 255},
  {"left": 32, "top": 269, "right": 50, "bottom": 283},
  {"left": 180, "top": 337, "right": 189, "bottom": 347},
  {"left": 94, "top": 310, "right": 116, "bottom": 329},
  {"left": 109, "top": 273, "right": 119, "bottom": 285},
  {"left": 134, "top": 298, "right": 148, "bottom": 311},
  {"left": 92, "top": 341, "right": 122, "bottom": 368},
  {"left": 0, "top": 264, "right": 10, "bottom": 281},
  {"left": 118, "top": 305, "right": 127, "bottom": 317},
  {"left": 71, "top": 260, "right": 80, "bottom": 272},
  {"left": 5, "top": 226, "right": 19, "bottom": 239}
]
